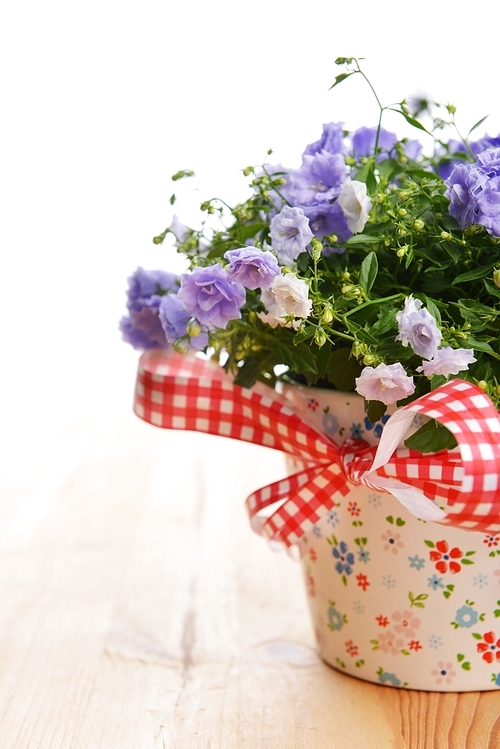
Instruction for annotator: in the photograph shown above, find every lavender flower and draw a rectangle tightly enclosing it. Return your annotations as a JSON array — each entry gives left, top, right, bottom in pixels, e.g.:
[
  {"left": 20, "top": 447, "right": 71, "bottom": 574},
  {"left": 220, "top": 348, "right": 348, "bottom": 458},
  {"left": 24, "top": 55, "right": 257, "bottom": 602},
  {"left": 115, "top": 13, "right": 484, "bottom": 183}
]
[
  {"left": 271, "top": 273, "right": 312, "bottom": 318},
  {"left": 355, "top": 363, "right": 415, "bottom": 405},
  {"left": 159, "top": 293, "right": 208, "bottom": 351},
  {"left": 351, "top": 126, "right": 422, "bottom": 161},
  {"left": 302, "top": 121, "right": 347, "bottom": 157},
  {"left": 178, "top": 264, "right": 246, "bottom": 329},
  {"left": 337, "top": 179, "right": 372, "bottom": 233},
  {"left": 224, "top": 246, "right": 280, "bottom": 290},
  {"left": 417, "top": 347, "right": 477, "bottom": 377},
  {"left": 290, "top": 151, "right": 347, "bottom": 206},
  {"left": 120, "top": 267, "right": 179, "bottom": 350},
  {"left": 396, "top": 296, "right": 442, "bottom": 360},
  {"left": 445, "top": 147, "right": 500, "bottom": 237},
  {"left": 270, "top": 206, "right": 313, "bottom": 265},
  {"left": 303, "top": 201, "right": 351, "bottom": 245}
]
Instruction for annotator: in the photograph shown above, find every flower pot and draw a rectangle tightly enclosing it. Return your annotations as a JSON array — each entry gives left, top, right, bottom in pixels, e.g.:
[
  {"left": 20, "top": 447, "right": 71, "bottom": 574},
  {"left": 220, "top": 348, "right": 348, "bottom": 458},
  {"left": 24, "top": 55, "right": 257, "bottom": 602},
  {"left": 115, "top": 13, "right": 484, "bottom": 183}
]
[{"left": 284, "top": 384, "right": 500, "bottom": 692}]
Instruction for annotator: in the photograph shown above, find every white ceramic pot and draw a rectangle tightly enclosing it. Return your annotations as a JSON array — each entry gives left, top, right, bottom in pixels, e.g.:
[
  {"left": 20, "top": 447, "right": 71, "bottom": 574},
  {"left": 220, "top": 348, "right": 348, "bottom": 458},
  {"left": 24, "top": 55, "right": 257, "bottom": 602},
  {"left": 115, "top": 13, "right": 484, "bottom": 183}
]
[{"left": 284, "top": 384, "right": 500, "bottom": 692}]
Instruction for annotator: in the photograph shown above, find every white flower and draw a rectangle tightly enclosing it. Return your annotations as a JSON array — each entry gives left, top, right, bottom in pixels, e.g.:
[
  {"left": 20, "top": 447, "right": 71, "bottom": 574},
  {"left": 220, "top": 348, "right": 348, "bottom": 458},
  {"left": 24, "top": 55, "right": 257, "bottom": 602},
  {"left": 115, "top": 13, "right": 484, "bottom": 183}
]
[
  {"left": 355, "top": 362, "right": 415, "bottom": 405},
  {"left": 337, "top": 179, "right": 372, "bottom": 233},
  {"left": 396, "top": 295, "right": 442, "bottom": 360},
  {"left": 271, "top": 273, "right": 312, "bottom": 318},
  {"left": 168, "top": 214, "right": 190, "bottom": 243},
  {"left": 417, "top": 347, "right": 477, "bottom": 377},
  {"left": 257, "top": 289, "right": 289, "bottom": 328}
]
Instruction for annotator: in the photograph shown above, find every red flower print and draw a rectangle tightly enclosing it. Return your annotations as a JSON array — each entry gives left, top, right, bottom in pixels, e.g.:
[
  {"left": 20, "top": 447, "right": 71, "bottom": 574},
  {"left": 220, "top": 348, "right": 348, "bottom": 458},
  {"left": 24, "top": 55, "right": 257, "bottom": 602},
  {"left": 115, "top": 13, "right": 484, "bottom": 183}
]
[
  {"left": 345, "top": 640, "right": 359, "bottom": 657},
  {"left": 376, "top": 615, "right": 389, "bottom": 627},
  {"left": 309, "top": 548, "right": 317, "bottom": 562},
  {"left": 356, "top": 573, "right": 370, "bottom": 591},
  {"left": 307, "top": 398, "right": 319, "bottom": 412},
  {"left": 305, "top": 571, "right": 315, "bottom": 598},
  {"left": 409, "top": 640, "right": 422, "bottom": 652},
  {"left": 429, "top": 540, "right": 463, "bottom": 574},
  {"left": 477, "top": 632, "right": 500, "bottom": 663},
  {"left": 391, "top": 609, "right": 421, "bottom": 638},
  {"left": 484, "top": 534, "right": 500, "bottom": 548},
  {"left": 347, "top": 501, "right": 361, "bottom": 516}
]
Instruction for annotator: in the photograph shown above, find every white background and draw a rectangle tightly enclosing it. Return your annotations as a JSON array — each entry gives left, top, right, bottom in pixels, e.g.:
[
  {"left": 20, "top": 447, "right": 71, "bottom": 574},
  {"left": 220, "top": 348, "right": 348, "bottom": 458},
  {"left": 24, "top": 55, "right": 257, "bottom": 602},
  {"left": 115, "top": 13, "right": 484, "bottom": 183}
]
[{"left": 1, "top": 0, "right": 499, "bottom": 482}]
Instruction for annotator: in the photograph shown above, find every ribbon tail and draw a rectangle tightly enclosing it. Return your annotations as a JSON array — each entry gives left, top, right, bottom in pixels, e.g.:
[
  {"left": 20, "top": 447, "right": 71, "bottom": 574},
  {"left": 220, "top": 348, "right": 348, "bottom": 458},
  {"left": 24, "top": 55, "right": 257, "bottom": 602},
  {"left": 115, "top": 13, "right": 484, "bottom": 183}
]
[{"left": 365, "top": 474, "right": 447, "bottom": 521}]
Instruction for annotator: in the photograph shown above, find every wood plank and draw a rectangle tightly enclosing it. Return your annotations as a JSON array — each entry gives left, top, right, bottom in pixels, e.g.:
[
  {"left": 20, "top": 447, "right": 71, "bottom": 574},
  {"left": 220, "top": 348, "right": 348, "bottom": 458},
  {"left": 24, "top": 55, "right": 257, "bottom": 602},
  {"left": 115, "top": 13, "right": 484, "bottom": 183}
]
[{"left": 0, "top": 415, "right": 500, "bottom": 747}]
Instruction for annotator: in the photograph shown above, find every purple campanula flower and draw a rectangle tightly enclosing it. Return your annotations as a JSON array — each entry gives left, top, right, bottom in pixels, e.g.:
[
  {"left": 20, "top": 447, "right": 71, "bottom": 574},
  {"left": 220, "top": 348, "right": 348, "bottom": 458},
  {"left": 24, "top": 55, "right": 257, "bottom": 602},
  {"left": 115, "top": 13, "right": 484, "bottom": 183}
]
[
  {"left": 290, "top": 151, "right": 347, "bottom": 206},
  {"left": 396, "top": 295, "right": 442, "bottom": 360},
  {"left": 417, "top": 347, "right": 476, "bottom": 377},
  {"left": 224, "top": 246, "right": 280, "bottom": 290},
  {"left": 302, "top": 121, "right": 347, "bottom": 157},
  {"left": 355, "top": 362, "right": 415, "bottom": 405},
  {"left": 119, "top": 267, "right": 179, "bottom": 350},
  {"left": 351, "top": 126, "right": 422, "bottom": 161},
  {"left": 303, "top": 201, "right": 351, "bottom": 246},
  {"left": 270, "top": 206, "right": 313, "bottom": 265},
  {"left": 159, "top": 293, "right": 209, "bottom": 351},
  {"left": 126, "top": 267, "right": 179, "bottom": 311},
  {"left": 178, "top": 264, "right": 246, "bottom": 329},
  {"left": 445, "top": 147, "right": 500, "bottom": 237}
]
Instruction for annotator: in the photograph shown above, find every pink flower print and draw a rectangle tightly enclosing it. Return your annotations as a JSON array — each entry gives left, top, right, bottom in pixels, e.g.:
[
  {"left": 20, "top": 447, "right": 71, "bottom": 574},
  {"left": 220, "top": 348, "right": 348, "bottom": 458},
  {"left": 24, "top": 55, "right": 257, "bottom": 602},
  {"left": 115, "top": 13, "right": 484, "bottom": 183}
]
[
  {"left": 391, "top": 609, "right": 421, "bottom": 638},
  {"left": 431, "top": 661, "right": 456, "bottom": 686},
  {"left": 309, "top": 548, "right": 317, "bottom": 562},
  {"left": 476, "top": 631, "right": 500, "bottom": 664},
  {"left": 378, "top": 629, "right": 405, "bottom": 655},
  {"left": 429, "top": 539, "right": 463, "bottom": 574},
  {"left": 381, "top": 529, "right": 404, "bottom": 554},
  {"left": 345, "top": 640, "right": 359, "bottom": 657}
]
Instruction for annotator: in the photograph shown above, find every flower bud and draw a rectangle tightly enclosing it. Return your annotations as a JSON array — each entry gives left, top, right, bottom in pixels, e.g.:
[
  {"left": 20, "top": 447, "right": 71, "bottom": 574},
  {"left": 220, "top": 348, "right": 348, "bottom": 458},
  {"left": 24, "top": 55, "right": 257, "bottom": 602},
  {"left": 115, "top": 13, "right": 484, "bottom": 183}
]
[
  {"left": 398, "top": 208, "right": 407, "bottom": 217},
  {"left": 314, "top": 330, "right": 327, "bottom": 347},
  {"left": 243, "top": 166, "right": 254, "bottom": 176},
  {"left": 413, "top": 218, "right": 425, "bottom": 231},
  {"left": 363, "top": 353, "right": 377, "bottom": 365},
  {"left": 173, "top": 338, "right": 190, "bottom": 354},
  {"left": 477, "top": 380, "right": 488, "bottom": 391},
  {"left": 322, "top": 305, "right": 334, "bottom": 324},
  {"left": 186, "top": 318, "right": 202, "bottom": 337},
  {"left": 440, "top": 231, "right": 452, "bottom": 240},
  {"left": 494, "top": 269, "right": 500, "bottom": 288},
  {"left": 311, "top": 238, "right": 323, "bottom": 261},
  {"left": 396, "top": 246, "right": 407, "bottom": 258}
]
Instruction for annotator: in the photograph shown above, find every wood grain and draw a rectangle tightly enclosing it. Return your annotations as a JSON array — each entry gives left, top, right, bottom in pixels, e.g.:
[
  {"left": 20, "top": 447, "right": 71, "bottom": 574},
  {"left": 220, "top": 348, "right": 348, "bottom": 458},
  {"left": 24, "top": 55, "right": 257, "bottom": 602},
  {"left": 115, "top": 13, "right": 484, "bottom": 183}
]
[{"left": 1, "top": 413, "right": 500, "bottom": 748}]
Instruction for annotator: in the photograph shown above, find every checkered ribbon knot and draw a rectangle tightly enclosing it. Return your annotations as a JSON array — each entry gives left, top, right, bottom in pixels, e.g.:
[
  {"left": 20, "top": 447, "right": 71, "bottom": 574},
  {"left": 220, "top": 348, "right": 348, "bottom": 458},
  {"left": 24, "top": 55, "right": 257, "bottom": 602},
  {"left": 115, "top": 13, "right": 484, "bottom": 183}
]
[{"left": 134, "top": 349, "right": 500, "bottom": 546}]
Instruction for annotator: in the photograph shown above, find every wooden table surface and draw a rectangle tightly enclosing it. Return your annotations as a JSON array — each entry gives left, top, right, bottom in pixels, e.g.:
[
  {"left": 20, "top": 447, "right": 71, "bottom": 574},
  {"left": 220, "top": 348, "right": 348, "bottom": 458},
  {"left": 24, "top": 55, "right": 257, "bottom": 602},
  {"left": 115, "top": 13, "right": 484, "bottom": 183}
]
[{"left": 2, "top": 412, "right": 500, "bottom": 748}]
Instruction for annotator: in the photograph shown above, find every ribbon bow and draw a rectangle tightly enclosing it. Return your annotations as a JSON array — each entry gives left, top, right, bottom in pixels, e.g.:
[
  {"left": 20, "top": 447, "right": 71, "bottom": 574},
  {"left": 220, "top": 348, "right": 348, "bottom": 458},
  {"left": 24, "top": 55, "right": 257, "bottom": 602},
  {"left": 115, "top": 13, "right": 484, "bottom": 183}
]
[{"left": 134, "top": 349, "right": 500, "bottom": 546}]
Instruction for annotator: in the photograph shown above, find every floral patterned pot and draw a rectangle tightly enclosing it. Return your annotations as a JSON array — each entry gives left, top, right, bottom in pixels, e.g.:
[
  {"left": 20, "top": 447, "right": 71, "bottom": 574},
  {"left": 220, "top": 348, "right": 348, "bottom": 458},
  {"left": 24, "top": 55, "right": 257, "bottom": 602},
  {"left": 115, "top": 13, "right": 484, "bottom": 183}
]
[{"left": 284, "top": 384, "right": 500, "bottom": 692}]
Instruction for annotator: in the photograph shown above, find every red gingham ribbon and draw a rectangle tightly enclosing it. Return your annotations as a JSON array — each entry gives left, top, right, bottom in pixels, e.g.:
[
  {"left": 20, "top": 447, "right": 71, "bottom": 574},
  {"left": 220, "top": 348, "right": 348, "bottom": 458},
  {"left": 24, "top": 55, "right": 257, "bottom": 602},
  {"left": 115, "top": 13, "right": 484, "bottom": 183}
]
[{"left": 133, "top": 349, "right": 500, "bottom": 546}]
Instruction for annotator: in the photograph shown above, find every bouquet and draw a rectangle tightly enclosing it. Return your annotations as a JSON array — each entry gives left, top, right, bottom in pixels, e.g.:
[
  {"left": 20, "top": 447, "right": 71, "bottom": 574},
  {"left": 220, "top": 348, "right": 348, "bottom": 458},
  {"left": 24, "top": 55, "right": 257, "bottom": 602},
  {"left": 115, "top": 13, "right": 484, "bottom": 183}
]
[{"left": 120, "top": 57, "right": 500, "bottom": 455}]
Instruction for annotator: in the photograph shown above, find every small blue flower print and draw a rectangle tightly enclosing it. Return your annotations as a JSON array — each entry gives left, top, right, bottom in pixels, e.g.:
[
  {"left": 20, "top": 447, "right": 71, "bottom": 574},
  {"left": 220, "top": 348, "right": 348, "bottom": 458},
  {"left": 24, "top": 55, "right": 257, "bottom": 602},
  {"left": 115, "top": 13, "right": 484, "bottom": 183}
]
[
  {"left": 455, "top": 605, "right": 479, "bottom": 628},
  {"left": 322, "top": 411, "right": 339, "bottom": 436},
  {"left": 364, "top": 414, "right": 391, "bottom": 439},
  {"left": 473, "top": 573, "right": 489, "bottom": 589},
  {"left": 428, "top": 634, "right": 444, "bottom": 650},
  {"left": 327, "top": 605, "right": 344, "bottom": 631},
  {"left": 378, "top": 671, "right": 401, "bottom": 687},
  {"left": 357, "top": 547, "right": 370, "bottom": 564},
  {"left": 496, "top": 674, "right": 500, "bottom": 687},
  {"left": 332, "top": 541, "right": 355, "bottom": 576},
  {"left": 368, "top": 493, "right": 382, "bottom": 509},
  {"left": 428, "top": 574, "right": 444, "bottom": 591},
  {"left": 408, "top": 554, "right": 425, "bottom": 571},
  {"left": 352, "top": 599, "right": 365, "bottom": 614},
  {"left": 326, "top": 510, "right": 339, "bottom": 527},
  {"left": 382, "top": 574, "right": 397, "bottom": 589},
  {"left": 312, "top": 525, "right": 322, "bottom": 538},
  {"left": 350, "top": 423, "right": 364, "bottom": 439}
]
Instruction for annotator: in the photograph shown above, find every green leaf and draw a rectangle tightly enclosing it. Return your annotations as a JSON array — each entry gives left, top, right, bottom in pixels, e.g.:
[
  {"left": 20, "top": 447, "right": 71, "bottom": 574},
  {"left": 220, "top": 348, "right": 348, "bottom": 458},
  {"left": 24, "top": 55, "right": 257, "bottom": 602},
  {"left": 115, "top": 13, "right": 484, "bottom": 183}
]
[
  {"left": 329, "top": 71, "right": 356, "bottom": 90},
  {"left": 233, "top": 356, "right": 267, "bottom": 389},
  {"left": 461, "top": 662, "right": 471, "bottom": 671},
  {"left": 274, "top": 341, "right": 318, "bottom": 375},
  {"left": 359, "top": 252, "right": 378, "bottom": 295},
  {"left": 367, "top": 400, "right": 386, "bottom": 423},
  {"left": 396, "top": 517, "right": 406, "bottom": 527},
  {"left": 387, "top": 107, "right": 430, "bottom": 134},
  {"left": 468, "top": 115, "right": 489, "bottom": 136},
  {"left": 424, "top": 540, "right": 435, "bottom": 548},
  {"left": 404, "top": 420, "right": 458, "bottom": 453},
  {"left": 345, "top": 234, "right": 381, "bottom": 246},
  {"left": 325, "top": 348, "right": 362, "bottom": 391},
  {"left": 451, "top": 264, "right": 493, "bottom": 285},
  {"left": 293, "top": 325, "right": 316, "bottom": 345}
]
